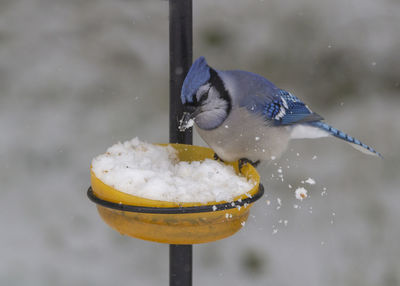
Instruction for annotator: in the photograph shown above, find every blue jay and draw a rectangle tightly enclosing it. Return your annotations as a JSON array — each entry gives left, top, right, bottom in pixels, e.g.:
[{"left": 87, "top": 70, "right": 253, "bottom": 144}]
[{"left": 179, "top": 56, "right": 381, "bottom": 167}]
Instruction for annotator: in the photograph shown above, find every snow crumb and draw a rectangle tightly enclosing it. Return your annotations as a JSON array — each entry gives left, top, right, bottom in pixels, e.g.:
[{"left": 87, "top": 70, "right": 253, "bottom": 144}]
[
  {"left": 92, "top": 138, "right": 255, "bottom": 203},
  {"left": 266, "top": 200, "right": 271, "bottom": 206},
  {"left": 312, "top": 155, "right": 317, "bottom": 160},
  {"left": 272, "top": 229, "right": 278, "bottom": 235},
  {"left": 276, "top": 198, "right": 282, "bottom": 210},
  {"left": 255, "top": 136, "right": 260, "bottom": 141},
  {"left": 305, "top": 178, "right": 316, "bottom": 185},
  {"left": 241, "top": 221, "right": 246, "bottom": 226},
  {"left": 212, "top": 205, "right": 217, "bottom": 211},
  {"left": 178, "top": 117, "right": 194, "bottom": 131},
  {"left": 270, "top": 155, "right": 276, "bottom": 160},
  {"left": 225, "top": 213, "right": 233, "bottom": 219},
  {"left": 184, "top": 119, "right": 194, "bottom": 129},
  {"left": 295, "top": 187, "right": 308, "bottom": 201}
]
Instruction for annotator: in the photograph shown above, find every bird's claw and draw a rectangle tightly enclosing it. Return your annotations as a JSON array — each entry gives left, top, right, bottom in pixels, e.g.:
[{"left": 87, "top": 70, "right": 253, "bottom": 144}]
[
  {"left": 238, "top": 158, "right": 260, "bottom": 172},
  {"left": 213, "top": 153, "right": 224, "bottom": 162}
]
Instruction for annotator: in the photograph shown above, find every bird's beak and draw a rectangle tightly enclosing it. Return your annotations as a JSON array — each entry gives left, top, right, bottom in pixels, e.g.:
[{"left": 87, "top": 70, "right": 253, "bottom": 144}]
[{"left": 178, "top": 106, "right": 201, "bottom": 132}]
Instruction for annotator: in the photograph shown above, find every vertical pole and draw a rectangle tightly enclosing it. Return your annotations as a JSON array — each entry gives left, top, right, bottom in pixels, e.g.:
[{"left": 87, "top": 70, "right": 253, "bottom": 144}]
[
  {"left": 169, "top": 0, "right": 193, "bottom": 145},
  {"left": 169, "top": 1, "right": 193, "bottom": 286},
  {"left": 169, "top": 244, "right": 193, "bottom": 286}
]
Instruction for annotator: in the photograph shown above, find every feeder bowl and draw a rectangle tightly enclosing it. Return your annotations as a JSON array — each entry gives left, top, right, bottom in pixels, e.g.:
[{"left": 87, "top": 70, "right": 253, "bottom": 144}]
[{"left": 88, "top": 143, "right": 264, "bottom": 244}]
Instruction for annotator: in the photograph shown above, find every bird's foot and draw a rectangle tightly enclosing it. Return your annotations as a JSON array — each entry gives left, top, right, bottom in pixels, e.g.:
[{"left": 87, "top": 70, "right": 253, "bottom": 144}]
[
  {"left": 238, "top": 158, "right": 260, "bottom": 172},
  {"left": 213, "top": 153, "right": 224, "bottom": 163}
]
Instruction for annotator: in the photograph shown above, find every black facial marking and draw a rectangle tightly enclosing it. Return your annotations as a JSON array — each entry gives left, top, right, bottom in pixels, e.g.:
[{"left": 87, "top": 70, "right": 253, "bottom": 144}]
[
  {"left": 184, "top": 94, "right": 198, "bottom": 109},
  {"left": 199, "top": 87, "right": 210, "bottom": 102},
  {"left": 184, "top": 104, "right": 197, "bottom": 114},
  {"left": 209, "top": 68, "right": 232, "bottom": 114}
]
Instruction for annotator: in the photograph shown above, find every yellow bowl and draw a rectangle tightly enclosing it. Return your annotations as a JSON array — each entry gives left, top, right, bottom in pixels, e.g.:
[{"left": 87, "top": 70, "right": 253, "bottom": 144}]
[{"left": 88, "top": 143, "right": 263, "bottom": 244}]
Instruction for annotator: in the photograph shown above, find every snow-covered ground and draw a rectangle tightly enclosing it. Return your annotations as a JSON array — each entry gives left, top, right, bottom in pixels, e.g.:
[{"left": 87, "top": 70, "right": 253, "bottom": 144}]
[{"left": 0, "top": 0, "right": 399, "bottom": 285}]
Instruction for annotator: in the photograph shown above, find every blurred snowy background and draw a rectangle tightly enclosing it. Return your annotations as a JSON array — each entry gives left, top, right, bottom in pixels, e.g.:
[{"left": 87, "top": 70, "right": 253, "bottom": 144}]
[{"left": 0, "top": 0, "right": 399, "bottom": 285}]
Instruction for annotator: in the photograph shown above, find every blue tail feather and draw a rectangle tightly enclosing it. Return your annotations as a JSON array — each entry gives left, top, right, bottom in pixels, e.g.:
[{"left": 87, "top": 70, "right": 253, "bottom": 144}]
[{"left": 309, "top": 121, "right": 383, "bottom": 158}]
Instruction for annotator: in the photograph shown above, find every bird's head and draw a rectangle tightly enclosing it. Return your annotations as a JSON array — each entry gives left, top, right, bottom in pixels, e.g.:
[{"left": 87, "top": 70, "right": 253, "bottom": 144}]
[{"left": 179, "top": 57, "right": 232, "bottom": 131}]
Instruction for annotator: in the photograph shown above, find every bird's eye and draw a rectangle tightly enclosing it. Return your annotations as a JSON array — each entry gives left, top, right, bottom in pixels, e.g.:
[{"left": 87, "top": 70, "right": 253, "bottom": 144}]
[{"left": 200, "top": 91, "right": 209, "bottom": 102}]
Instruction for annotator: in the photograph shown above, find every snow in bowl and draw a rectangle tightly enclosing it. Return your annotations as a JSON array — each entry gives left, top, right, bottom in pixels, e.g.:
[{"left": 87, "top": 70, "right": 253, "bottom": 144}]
[{"left": 88, "top": 138, "right": 264, "bottom": 244}]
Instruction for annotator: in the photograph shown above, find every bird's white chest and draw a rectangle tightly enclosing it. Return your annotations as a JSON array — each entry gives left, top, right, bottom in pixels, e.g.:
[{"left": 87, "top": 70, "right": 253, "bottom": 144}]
[{"left": 195, "top": 108, "right": 291, "bottom": 162}]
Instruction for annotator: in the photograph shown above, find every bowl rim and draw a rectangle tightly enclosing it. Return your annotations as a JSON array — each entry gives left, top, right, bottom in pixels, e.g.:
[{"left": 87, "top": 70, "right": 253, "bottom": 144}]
[{"left": 87, "top": 184, "right": 264, "bottom": 214}]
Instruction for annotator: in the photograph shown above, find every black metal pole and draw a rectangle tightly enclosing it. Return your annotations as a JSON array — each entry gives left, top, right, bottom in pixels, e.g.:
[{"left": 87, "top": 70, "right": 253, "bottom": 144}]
[
  {"left": 169, "top": 0, "right": 193, "bottom": 286},
  {"left": 169, "top": 0, "right": 193, "bottom": 145},
  {"left": 169, "top": 244, "right": 193, "bottom": 286}
]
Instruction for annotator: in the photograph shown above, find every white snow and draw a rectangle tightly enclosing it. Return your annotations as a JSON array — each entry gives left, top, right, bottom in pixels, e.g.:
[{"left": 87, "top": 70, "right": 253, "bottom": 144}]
[
  {"left": 305, "top": 178, "right": 316, "bottom": 185},
  {"left": 295, "top": 187, "right": 308, "bottom": 201},
  {"left": 178, "top": 117, "right": 194, "bottom": 131},
  {"left": 184, "top": 118, "right": 194, "bottom": 128},
  {"left": 91, "top": 138, "right": 255, "bottom": 203}
]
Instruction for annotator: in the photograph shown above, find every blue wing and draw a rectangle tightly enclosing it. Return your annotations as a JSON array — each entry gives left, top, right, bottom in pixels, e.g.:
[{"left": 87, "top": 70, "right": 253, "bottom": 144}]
[
  {"left": 240, "top": 84, "right": 323, "bottom": 126},
  {"left": 262, "top": 89, "right": 323, "bottom": 125},
  {"left": 225, "top": 70, "right": 322, "bottom": 125}
]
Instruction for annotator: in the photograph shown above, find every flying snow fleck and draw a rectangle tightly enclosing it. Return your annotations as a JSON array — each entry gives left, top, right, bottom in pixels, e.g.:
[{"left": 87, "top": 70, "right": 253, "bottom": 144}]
[
  {"left": 305, "top": 178, "right": 316, "bottom": 185},
  {"left": 295, "top": 187, "right": 308, "bottom": 201}
]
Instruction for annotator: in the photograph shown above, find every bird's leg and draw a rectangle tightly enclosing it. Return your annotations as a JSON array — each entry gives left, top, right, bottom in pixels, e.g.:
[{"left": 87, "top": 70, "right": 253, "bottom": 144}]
[
  {"left": 238, "top": 158, "right": 260, "bottom": 172},
  {"left": 213, "top": 153, "right": 224, "bottom": 163}
]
